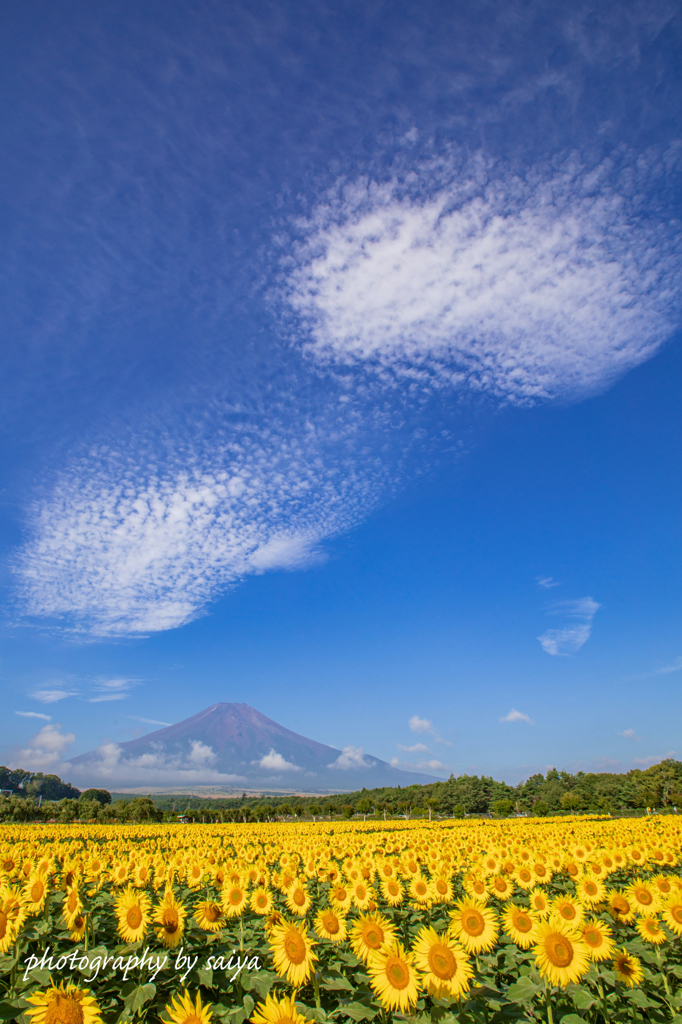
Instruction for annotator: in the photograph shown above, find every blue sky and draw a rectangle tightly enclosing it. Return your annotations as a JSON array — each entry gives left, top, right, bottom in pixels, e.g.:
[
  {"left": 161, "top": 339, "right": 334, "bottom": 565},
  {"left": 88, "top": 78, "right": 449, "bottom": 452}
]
[{"left": 1, "top": 0, "right": 681, "bottom": 787}]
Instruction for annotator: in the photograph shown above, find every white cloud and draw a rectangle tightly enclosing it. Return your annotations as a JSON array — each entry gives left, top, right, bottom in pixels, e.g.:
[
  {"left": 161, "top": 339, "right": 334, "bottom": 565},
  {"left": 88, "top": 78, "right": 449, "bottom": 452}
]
[
  {"left": 30, "top": 689, "right": 77, "bottom": 703},
  {"left": 537, "top": 576, "right": 560, "bottom": 589},
  {"left": 188, "top": 740, "right": 217, "bottom": 765},
  {"left": 259, "top": 749, "right": 301, "bottom": 772},
  {"left": 88, "top": 693, "right": 128, "bottom": 703},
  {"left": 15, "top": 408, "right": 378, "bottom": 636},
  {"left": 60, "top": 741, "right": 247, "bottom": 788},
  {"left": 390, "top": 755, "right": 449, "bottom": 775},
  {"left": 329, "top": 745, "right": 372, "bottom": 770},
  {"left": 620, "top": 729, "right": 640, "bottom": 740},
  {"left": 15, "top": 711, "right": 51, "bottom": 721},
  {"left": 19, "top": 724, "right": 76, "bottom": 770},
  {"left": 397, "top": 742, "right": 429, "bottom": 753},
  {"left": 409, "top": 715, "right": 434, "bottom": 734},
  {"left": 285, "top": 154, "right": 680, "bottom": 404},
  {"left": 538, "top": 597, "right": 600, "bottom": 656},
  {"left": 500, "top": 708, "right": 535, "bottom": 724}
]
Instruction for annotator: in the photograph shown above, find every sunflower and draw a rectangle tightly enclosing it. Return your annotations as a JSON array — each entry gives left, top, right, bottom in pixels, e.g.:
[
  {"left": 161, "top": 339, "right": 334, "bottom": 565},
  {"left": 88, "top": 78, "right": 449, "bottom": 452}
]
[
  {"left": 366, "top": 941, "right": 420, "bottom": 1013},
  {"left": 69, "top": 913, "right": 88, "bottom": 943},
  {"left": 24, "top": 871, "right": 48, "bottom": 913},
  {"left": 380, "top": 878, "right": 404, "bottom": 907},
  {"left": 314, "top": 907, "right": 347, "bottom": 943},
  {"left": 431, "top": 876, "right": 453, "bottom": 904},
  {"left": 413, "top": 926, "right": 473, "bottom": 999},
  {"left": 409, "top": 874, "right": 433, "bottom": 907},
  {"left": 502, "top": 904, "right": 538, "bottom": 949},
  {"left": 662, "top": 896, "right": 682, "bottom": 937},
  {"left": 550, "top": 894, "right": 585, "bottom": 927},
  {"left": 464, "top": 875, "right": 489, "bottom": 902},
  {"left": 448, "top": 898, "right": 498, "bottom": 954},
  {"left": 250, "top": 887, "right": 274, "bottom": 916},
  {"left": 185, "top": 861, "right": 204, "bottom": 889},
  {"left": 576, "top": 874, "right": 606, "bottom": 906},
  {"left": 350, "top": 912, "right": 397, "bottom": 963},
  {"left": 115, "top": 886, "right": 152, "bottom": 944},
  {"left": 162, "top": 989, "right": 213, "bottom": 1024},
  {"left": 652, "top": 874, "right": 674, "bottom": 899},
  {"left": 636, "top": 915, "right": 666, "bottom": 945},
  {"left": 134, "top": 862, "right": 153, "bottom": 888},
  {"left": 221, "top": 883, "right": 248, "bottom": 919},
  {"left": 0, "top": 885, "right": 27, "bottom": 940},
  {"left": 26, "top": 983, "right": 103, "bottom": 1024},
  {"left": 513, "top": 866, "right": 534, "bottom": 890},
  {"left": 490, "top": 875, "right": 514, "bottom": 901},
  {"left": 251, "top": 993, "right": 307, "bottom": 1024},
  {"left": 528, "top": 888, "right": 550, "bottom": 917},
  {"left": 533, "top": 920, "right": 590, "bottom": 987},
  {"left": 63, "top": 885, "right": 83, "bottom": 930},
  {"left": 194, "top": 901, "right": 226, "bottom": 932},
  {"left": 328, "top": 883, "right": 352, "bottom": 913},
  {"left": 154, "top": 887, "right": 187, "bottom": 949},
  {"left": 612, "top": 948, "right": 644, "bottom": 988},
  {"left": 269, "top": 918, "right": 318, "bottom": 987},
  {"left": 285, "top": 881, "right": 311, "bottom": 917},
  {"left": 0, "top": 901, "right": 17, "bottom": 954},
  {"left": 110, "top": 862, "right": 129, "bottom": 886},
  {"left": 351, "top": 880, "right": 374, "bottom": 910},
  {"left": 607, "top": 890, "right": 636, "bottom": 924},
  {"left": 580, "top": 918, "right": 615, "bottom": 961},
  {"left": 627, "top": 879, "right": 661, "bottom": 915}
]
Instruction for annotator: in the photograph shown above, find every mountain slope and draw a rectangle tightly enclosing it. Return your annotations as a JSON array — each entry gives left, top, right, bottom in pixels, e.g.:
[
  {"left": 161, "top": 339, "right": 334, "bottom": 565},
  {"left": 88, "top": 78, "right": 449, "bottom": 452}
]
[{"left": 67, "top": 702, "right": 441, "bottom": 791}]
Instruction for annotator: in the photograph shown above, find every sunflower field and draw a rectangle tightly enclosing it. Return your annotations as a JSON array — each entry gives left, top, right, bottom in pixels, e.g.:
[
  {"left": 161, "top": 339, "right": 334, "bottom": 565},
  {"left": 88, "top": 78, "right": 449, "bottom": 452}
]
[{"left": 1, "top": 816, "right": 682, "bottom": 1024}]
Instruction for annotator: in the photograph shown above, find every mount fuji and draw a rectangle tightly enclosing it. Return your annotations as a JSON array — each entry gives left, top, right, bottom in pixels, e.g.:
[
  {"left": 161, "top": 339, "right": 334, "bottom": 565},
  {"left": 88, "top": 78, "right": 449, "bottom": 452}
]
[{"left": 67, "top": 702, "right": 442, "bottom": 792}]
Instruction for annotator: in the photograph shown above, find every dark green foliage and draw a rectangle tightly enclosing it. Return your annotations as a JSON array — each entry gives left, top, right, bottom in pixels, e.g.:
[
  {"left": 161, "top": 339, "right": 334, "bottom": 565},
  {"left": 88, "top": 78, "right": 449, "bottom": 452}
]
[{"left": 80, "top": 787, "right": 112, "bottom": 805}]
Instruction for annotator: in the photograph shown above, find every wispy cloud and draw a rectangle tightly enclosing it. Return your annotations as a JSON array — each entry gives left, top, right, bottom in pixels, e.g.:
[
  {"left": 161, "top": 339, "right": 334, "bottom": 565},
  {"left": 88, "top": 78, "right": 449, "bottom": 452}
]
[
  {"left": 537, "top": 576, "right": 560, "bottom": 589},
  {"left": 619, "top": 729, "right": 640, "bottom": 740},
  {"left": 390, "top": 755, "right": 449, "bottom": 776},
  {"left": 30, "top": 688, "right": 78, "bottom": 704},
  {"left": 285, "top": 152, "right": 681, "bottom": 404},
  {"left": 538, "top": 596, "right": 600, "bottom": 656},
  {"left": 15, "top": 406, "right": 383, "bottom": 635},
  {"left": 87, "top": 677, "right": 139, "bottom": 703},
  {"left": 397, "top": 742, "right": 430, "bottom": 753},
  {"left": 500, "top": 708, "right": 534, "bottom": 724},
  {"left": 129, "top": 716, "right": 172, "bottom": 728},
  {"left": 656, "top": 657, "right": 682, "bottom": 675},
  {"left": 329, "top": 746, "right": 373, "bottom": 770},
  {"left": 15, "top": 711, "right": 51, "bottom": 721}
]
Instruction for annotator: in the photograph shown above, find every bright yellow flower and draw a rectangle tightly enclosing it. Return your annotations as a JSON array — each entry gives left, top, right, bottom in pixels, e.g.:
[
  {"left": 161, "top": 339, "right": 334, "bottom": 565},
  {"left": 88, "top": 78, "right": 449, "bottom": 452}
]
[
  {"left": 533, "top": 920, "right": 590, "bottom": 987},
  {"left": 412, "top": 926, "right": 473, "bottom": 999},
  {"left": 162, "top": 989, "right": 213, "bottom": 1024},
  {"left": 366, "top": 941, "right": 420, "bottom": 1013},
  {"left": 26, "top": 983, "right": 103, "bottom": 1024}
]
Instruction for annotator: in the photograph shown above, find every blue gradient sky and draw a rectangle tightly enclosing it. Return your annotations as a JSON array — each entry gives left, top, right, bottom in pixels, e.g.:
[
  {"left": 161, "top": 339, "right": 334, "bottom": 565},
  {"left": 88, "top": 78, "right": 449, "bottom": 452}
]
[{"left": 1, "top": 0, "right": 681, "bottom": 787}]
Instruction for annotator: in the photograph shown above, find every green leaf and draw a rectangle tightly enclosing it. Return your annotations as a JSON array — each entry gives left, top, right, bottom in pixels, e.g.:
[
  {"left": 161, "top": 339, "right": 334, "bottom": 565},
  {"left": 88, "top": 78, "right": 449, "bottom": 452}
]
[
  {"left": 626, "top": 989, "right": 657, "bottom": 1009},
  {"left": 123, "top": 983, "right": 156, "bottom": 1014},
  {"left": 197, "top": 965, "right": 214, "bottom": 988},
  {"left": 560, "top": 1016, "right": 586, "bottom": 1024},
  {"left": 333, "top": 1003, "right": 378, "bottom": 1022},
  {"left": 506, "top": 977, "right": 541, "bottom": 1003},
  {"left": 571, "top": 989, "right": 596, "bottom": 1010},
  {"left": 0, "top": 1004, "right": 23, "bottom": 1021}
]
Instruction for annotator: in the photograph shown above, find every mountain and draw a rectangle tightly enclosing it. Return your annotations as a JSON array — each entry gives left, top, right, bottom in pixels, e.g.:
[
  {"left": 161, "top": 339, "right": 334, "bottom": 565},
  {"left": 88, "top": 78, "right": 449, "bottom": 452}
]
[{"left": 67, "top": 702, "right": 442, "bottom": 792}]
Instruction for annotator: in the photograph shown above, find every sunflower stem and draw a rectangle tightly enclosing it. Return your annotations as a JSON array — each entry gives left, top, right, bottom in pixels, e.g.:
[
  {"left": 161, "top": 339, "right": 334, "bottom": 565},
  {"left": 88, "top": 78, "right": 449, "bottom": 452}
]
[
  {"left": 656, "top": 947, "right": 672, "bottom": 999},
  {"left": 596, "top": 967, "right": 608, "bottom": 1023},
  {"left": 544, "top": 979, "right": 554, "bottom": 1024},
  {"left": 313, "top": 969, "right": 321, "bottom": 1010}
]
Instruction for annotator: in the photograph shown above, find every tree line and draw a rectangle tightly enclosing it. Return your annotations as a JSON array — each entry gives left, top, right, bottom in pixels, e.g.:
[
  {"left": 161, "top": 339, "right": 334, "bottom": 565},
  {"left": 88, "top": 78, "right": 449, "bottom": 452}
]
[{"left": 2, "top": 758, "right": 681, "bottom": 823}]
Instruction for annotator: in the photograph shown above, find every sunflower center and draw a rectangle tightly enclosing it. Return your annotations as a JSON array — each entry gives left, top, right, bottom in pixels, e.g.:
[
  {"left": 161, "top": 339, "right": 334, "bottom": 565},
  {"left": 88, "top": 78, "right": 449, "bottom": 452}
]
[
  {"left": 618, "top": 957, "right": 635, "bottom": 977},
  {"left": 463, "top": 912, "right": 484, "bottom": 936},
  {"left": 612, "top": 896, "right": 629, "bottom": 914},
  {"left": 0, "top": 912, "right": 7, "bottom": 939},
  {"left": 357, "top": 886, "right": 366, "bottom": 899},
  {"left": 67, "top": 891, "right": 78, "bottom": 913},
  {"left": 127, "top": 906, "right": 143, "bottom": 929},
  {"left": 283, "top": 930, "right": 307, "bottom": 964},
  {"left": 206, "top": 904, "right": 222, "bottom": 922},
  {"left": 363, "top": 925, "right": 383, "bottom": 949},
  {"left": 256, "top": 896, "right": 267, "bottom": 908},
  {"left": 559, "top": 905, "right": 577, "bottom": 921},
  {"left": 670, "top": 905, "right": 682, "bottom": 923},
  {"left": 163, "top": 909, "right": 179, "bottom": 933},
  {"left": 545, "top": 934, "right": 573, "bottom": 968},
  {"left": 229, "top": 889, "right": 243, "bottom": 905},
  {"left": 436, "top": 880, "right": 448, "bottom": 894},
  {"left": 323, "top": 913, "right": 339, "bottom": 934},
  {"left": 45, "top": 994, "right": 84, "bottom": 1024},
  {"left": 386, "top": 957, "right": 410, "bottom": 989},
  {"left": 584, "top": 929, "right": 602, "bottom": 948},
  {"left": 636, "top": 889, "right": 652, "bottom": 906},
  {"left": 31, "top": 881, "right": 45, "bottom": 902},
  {"left": 416, "top": 883, "right": 427, "bottom": 895},
  {"left": 428, "top": 944, "right": 456, "bottom": 980},
  {"left": 585, "top": 882, "right": 598, "bottom": 896},
  {"left": 513, "top": 913, "right": 533, "bottom": 933},
  {"left": 293, "top": 890, "right": 305, "bottom": 906},
  {"left": 388, "top": 882, "right": 399, "bottom": 895}
]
